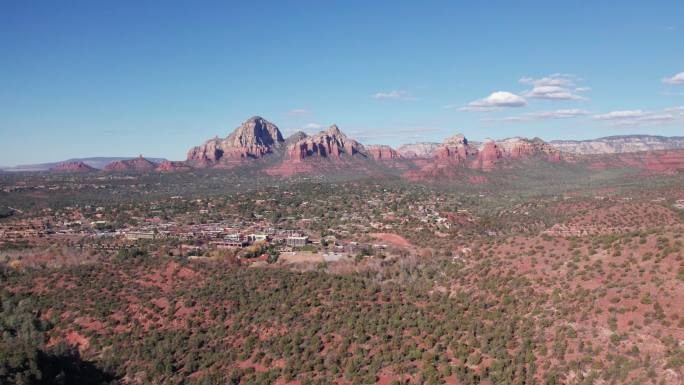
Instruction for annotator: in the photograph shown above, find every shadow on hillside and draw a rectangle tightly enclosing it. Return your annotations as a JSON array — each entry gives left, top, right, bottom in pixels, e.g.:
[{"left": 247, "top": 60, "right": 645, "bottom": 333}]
[{"left": 36, "top": 348, "right": 119, "bottom": 385}]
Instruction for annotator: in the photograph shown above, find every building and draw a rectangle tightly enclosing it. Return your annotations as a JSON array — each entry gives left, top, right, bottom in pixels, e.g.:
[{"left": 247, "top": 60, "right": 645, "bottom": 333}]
[
  {"left": 286, "top": 236, "right": 309, "bottom": 248},
  {"left": 247, "top": 233, "right": 268, "bottom": 243},
  {"left": 125, "top": 231, "right": 155, "bottom": 241}
]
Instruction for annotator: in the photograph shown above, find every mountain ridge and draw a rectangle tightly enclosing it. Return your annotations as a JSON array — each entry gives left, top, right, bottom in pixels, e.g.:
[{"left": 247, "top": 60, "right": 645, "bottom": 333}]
[{"left": 551, "top": 135, "right": 684, "bottom": 154}]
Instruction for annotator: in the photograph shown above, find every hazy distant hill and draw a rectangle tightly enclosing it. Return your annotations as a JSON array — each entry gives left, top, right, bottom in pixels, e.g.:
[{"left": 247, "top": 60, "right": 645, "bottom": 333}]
[
  {"left": 1, "top": 157, "right": 167, "bottom": 172},
  {"left": 550, "top": 135, "right": 684, "bottom": 154}
]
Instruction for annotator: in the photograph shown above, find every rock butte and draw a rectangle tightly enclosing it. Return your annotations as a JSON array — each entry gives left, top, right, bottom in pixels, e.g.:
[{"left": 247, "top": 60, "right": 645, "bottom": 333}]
[
  {"left": 186, "top": 116, "right": 284, "bottom": 165},
  {"left": 50, "top": 161, "right": 97, "bottom": 173},
  {"left": 104, "top": 155, "right": 157, "bottom": 172}
]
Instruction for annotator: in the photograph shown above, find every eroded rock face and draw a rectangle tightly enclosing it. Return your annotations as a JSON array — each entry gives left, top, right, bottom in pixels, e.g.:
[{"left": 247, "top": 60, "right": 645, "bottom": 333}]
[
  {"left": 288, "top": 125, "right": 366, "bottom": 162},
  {"left": 474, "top": 140, "right": 504, "bottom": 171},
  {"left": 366, "top": 145, "right": 400, "bottom": 161},
  {"left": 408, "top": 133, "right": 562, "bottom": 177},
  {"left": 498, "top": 137, "right": 562, "bottom": 162},
  {"left": 187, "top": 116, "right": 284, "bottom": 165},
  {"left": 50, "top": 161, "right": 96, "bottom": 173},
  {"left": 104, "top": 156, "right": 157, "bottom": 172},
  {"left": 432, "top": 133, "right": 470, "bottom": 164}
]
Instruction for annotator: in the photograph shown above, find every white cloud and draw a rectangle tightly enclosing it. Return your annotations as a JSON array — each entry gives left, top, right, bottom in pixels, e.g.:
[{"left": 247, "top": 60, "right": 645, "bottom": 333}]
[
  {"left": 593, "top": 109, "right": 676, "bottom": 127},
  {"left": 522, "top": 86, "right": 585, "bottom": 100},
  {"left": 302, "top": 123, "right": 322, "bottom": 131},
  {"left": 520, "top": 74, "right": 587, "bottom": 100},
  {"left": 665, "top": 106, "right": 684, "bottom": 115},
  {"left": 663, "top": 72, "right": 684, "bottom": 85},
  {"left": 495, "top": 109, "right": 589, "bottom": 122},
  {"left": 288, "top": 108, "right": 312, "bottom": 116},
  {"left": 372, "top": 90, "right": 414, "bottom": 100},
  {"left": 459, "top": 91, "right": 527, "bottom": 112},
  {"left": 519, "top": 73, "right": 578, "bottom": 87}
]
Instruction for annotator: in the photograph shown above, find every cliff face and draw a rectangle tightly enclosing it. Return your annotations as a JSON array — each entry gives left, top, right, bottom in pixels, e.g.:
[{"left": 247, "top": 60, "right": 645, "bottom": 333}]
[
  {"left": 404, "top": 134, "right": 563, "bottom": 178},
  {"left": 498, "top": 137, "right": 562, "bottom": 162},
  {"left": 288, "top": 125, "right": 366, "bottom": 162},
  {"left": 187, "top": 116, "right": 285, "bottom": 165},
  {"left": 551, "top": 135, "right": 684, "bottom": 154},
  {"left": 432, "top": 134, "right": 470, "bottom": 164},
  {"left": 104, "top": 156, "right": 157, "bottom": 171},
  {"left": 473, "top": 140, "right": 504, "bottom": 171},
  {"left": 366, "top": 145, "right": 400, "bottom": 161}
]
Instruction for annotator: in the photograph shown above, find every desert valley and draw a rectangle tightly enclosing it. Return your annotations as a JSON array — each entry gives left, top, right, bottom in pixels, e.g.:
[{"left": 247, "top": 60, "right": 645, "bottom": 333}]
[
  {"left": 2, "top": 116, "right": 684, "bottom": 385},
  {"left": 3, "top": 2, "right": 684, "bottom": 385}
]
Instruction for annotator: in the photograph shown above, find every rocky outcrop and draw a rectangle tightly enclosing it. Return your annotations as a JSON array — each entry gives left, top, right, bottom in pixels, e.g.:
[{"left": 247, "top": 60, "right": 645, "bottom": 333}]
[
  {"left": 408, "top": 133, "right": 562, "bottom": 176},
  {"left": 498, "top": 137, "right": 562, "bottom": 162},
  {"left": 433, "top": 133, "right": 470, "bottom": 164},
  {"left": 187, "top": 116, "right": 284, "bottom": 165},
  {"left": 288, "top": 125, "right": 366, "bottom": 162},
  {"left": 50, "top": 161, "right": 96, "bottom": 173},
  {"left": 366, "top": 145, "right": 400, "bottom": 161},
  {"left": 473, "top": 140, "right": 504, "bottom": 171},
  {"left": 396, "top": 142, "right": 440, "bottom": 158},
  {"left": 104, "top": 155, "right": 157, "bottom": 172},
  {"left": 551, "top": 135, "right": 684, "bottom": 154},
  {"left": 156, "top": 160, "right": 192, "bottom": 172}
]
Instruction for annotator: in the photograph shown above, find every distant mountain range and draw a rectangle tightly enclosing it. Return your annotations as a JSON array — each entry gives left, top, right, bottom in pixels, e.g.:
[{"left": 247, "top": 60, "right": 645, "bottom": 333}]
[
  {"left": 1, "top": 157, "right": 166, "bottom": 172},
  {"left": 3, "top": 117, "right": 684, "bottom": 177},
  {"left": 550, "top": 135, "right": 684, "bottom": 154},
  {"left": 395, "top": 135, "right": 684, "bottom": 157}
]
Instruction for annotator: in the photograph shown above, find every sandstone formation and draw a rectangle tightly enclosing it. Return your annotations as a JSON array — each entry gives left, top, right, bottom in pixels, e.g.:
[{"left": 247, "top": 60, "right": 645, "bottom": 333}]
[
  {"left": 433, "top": 133, "right": 470, "bottom": 164},
  {"left": 498, "top": 137, "right": 562, "bottom": 162},
  {"left": 104, "top": 155, "right": 157, "bottom": 172},
  {"left": 288, "top": 125, "right": 366, "bottom": 162},
  {"left": 473, "top": 140, "right": 504, "bottom": 171},
  {"left": 366, "top": 145, "right": 400, "bottom": 161},
  {"left": 187, "top": 116, "right": 284, "bottom": 165}
]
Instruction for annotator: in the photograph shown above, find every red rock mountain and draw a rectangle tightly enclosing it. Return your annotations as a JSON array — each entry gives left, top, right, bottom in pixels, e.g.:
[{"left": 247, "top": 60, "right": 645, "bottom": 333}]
[
  {"left": 497, "top": 137, "right": 562, "bottom": 162},
  {"left": 104, "top": 155, "right": 157, "bottom": 172},
  {"left": 187, "top": 116, "right": 284, "bottom": 165},
  {"left": 433, "top": 133, "right": 471, "bottom": 164},
  {"left": 473, "top": 140, "right": 505, "bottom": 171},
  {"left": 289, "top": 125, "right": 366, "bottom": 162},
  {"left": 50, "top": 161, "right": 97, "bottom": 173}
]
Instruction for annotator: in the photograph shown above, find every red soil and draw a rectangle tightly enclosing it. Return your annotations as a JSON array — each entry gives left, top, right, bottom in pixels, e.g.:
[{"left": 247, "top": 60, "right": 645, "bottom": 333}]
[{"left": 369, "top": 232, "right": 413, "bottom": 248}]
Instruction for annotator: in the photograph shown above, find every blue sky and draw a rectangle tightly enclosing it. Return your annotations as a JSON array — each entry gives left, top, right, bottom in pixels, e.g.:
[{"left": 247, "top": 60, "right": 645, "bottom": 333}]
[{"left": 1, "top": 1, "right": 683, "bottom": 165}]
